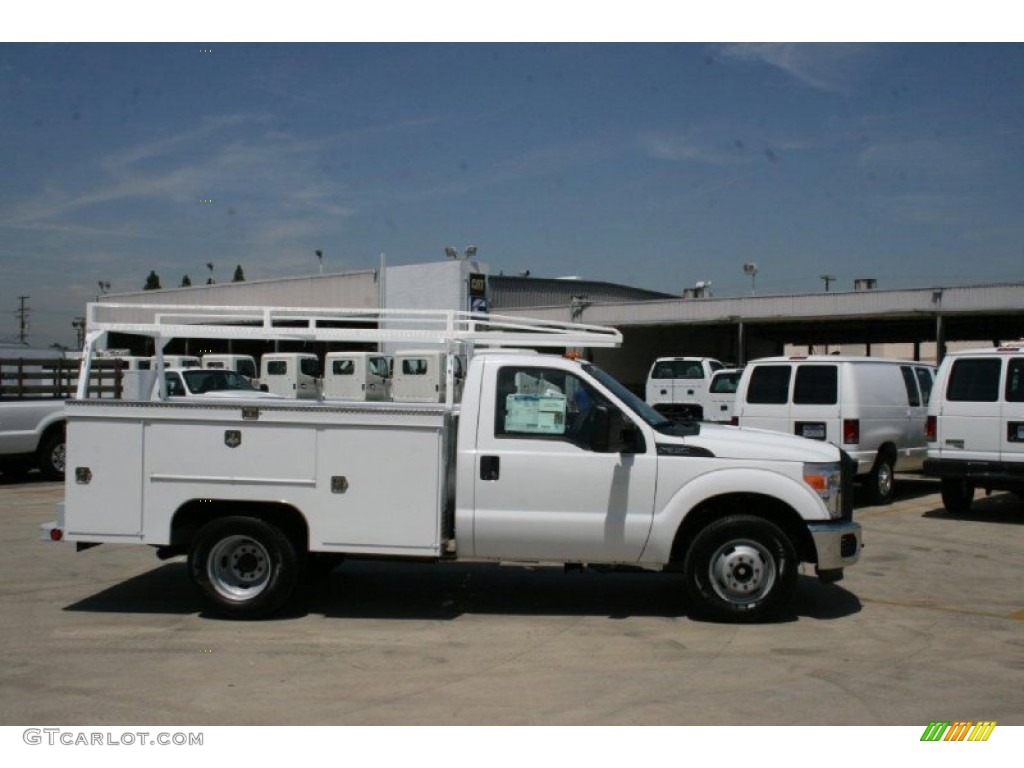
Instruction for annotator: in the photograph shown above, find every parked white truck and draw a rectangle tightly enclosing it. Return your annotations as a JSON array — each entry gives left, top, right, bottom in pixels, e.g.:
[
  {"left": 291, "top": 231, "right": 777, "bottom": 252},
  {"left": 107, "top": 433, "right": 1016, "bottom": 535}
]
[
  {"left": 44, "top": 303, "right": 861, "bottom": 622},
  {"left": 646, "top": 357, "right": 726, "bottom": 420}
]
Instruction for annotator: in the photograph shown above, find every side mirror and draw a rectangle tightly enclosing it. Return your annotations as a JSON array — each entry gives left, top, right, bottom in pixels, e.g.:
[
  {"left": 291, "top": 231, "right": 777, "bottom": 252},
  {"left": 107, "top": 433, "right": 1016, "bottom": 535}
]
[
  {"left": 591, "top": 405, "right": 644, "bottom": 454},
  {"left": 591, "top": 405, "right": 612, "bottom": 453}
]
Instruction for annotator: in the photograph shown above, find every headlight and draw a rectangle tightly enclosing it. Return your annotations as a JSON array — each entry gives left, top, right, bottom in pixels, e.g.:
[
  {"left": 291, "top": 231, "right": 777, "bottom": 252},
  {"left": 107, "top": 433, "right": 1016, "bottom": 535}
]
[{"left": 804, "top": 461, "right": 843, "bottom": 519}]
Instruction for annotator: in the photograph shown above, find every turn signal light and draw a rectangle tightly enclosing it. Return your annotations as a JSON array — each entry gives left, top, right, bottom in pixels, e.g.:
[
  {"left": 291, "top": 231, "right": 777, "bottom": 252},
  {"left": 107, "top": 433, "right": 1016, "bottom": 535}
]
[
  {"left": 49, "top": 528, "right": 63, "bottom": 542},
  {"left": 926, "top": 415, "right": 937, "bottom": 442}
]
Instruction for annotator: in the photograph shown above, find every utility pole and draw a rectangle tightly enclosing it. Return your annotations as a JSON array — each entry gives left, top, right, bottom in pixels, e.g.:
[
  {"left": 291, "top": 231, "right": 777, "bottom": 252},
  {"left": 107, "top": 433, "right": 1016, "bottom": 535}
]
[
  {"left": 820, "top": 274, "right": 836, "bottom": 292},
  {"left": 16, "top": 295, "right": 30, "bottom": 344}
]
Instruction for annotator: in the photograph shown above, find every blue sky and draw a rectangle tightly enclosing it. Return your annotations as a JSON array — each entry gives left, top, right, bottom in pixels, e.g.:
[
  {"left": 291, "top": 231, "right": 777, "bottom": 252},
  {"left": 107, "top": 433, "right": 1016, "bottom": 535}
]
[{"left": 2, "top": 38, "right": 1023, "bottom": 347}]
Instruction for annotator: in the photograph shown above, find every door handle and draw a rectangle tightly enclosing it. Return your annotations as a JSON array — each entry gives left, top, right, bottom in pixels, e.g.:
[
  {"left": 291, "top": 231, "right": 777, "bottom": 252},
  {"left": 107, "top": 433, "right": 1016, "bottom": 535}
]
[{"left": 480, "top": 455, "right": 500, "bottom": 481}]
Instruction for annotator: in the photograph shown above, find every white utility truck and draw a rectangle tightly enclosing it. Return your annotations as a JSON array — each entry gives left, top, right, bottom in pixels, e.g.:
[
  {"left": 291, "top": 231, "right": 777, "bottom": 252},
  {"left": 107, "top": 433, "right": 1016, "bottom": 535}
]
[{"left": 44, "top": 303, "right": 861, "bottom": 622}]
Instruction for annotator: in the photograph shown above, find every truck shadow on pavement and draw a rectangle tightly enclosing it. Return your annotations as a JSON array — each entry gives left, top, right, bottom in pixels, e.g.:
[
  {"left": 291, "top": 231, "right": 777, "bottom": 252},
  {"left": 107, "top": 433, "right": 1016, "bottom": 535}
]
[
  {"left": 64, "top": 560, "right": 862, "bottom": 623},
  {"left": 921, "top": 491, "right": 1024, "bottom": 524}
]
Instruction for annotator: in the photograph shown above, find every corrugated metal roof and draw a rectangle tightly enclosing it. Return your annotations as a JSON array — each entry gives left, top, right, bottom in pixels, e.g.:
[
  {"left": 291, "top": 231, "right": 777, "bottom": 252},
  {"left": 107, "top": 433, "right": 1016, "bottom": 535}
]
[{"left": 489, "top": 275, "right": 674, "bottom": 310}]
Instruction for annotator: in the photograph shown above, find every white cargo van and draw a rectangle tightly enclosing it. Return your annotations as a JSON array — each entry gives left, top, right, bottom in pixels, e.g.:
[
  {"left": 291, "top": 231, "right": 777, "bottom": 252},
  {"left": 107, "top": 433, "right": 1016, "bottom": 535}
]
[
  {"left": 924, "top": 343, "right": 1024, "bottom": 513},
  {"left": 646, "top": 357, "right": 725, "bottom": 420},
  {"left": 202, "top": 354, "right": 258, "bottom": 382},
  {"left": 260, "top": 353, "right": 321, "bottom": 399},
  {"left": 391, "top": 350, "right": 464, "bottom": 403},
  {"left": 734, "top": 356, "right": 936, "bottom": 504},
  {"left": 323, "top": 352, "right": 392, "bottom": 401}
]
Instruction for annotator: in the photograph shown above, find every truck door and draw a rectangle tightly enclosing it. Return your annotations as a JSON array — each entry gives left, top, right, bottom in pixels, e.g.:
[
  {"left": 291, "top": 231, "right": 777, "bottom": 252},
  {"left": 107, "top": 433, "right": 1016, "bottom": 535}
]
[
  {"left": 737, "top": 364, "right": 792, "bottom": 433},
  {"left": 470, "top": 363, "right": 656, "bottom": 563}
]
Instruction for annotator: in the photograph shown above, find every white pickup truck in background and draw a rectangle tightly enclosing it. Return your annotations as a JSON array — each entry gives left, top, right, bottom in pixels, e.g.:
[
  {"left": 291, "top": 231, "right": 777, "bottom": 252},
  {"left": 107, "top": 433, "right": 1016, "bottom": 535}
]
[
  {"left": 646, "top": 357, "right": 726, "bottom": 421},
  {"left": 44, "top": 303, "right": 861, "bottom": 622}
]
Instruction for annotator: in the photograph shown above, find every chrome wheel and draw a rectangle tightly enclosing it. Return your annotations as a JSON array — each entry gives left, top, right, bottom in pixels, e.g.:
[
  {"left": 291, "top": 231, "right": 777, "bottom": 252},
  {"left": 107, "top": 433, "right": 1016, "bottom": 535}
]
[
  {"left": 707, "top": 538, "right": 776, "bottom": 606},
  {"left": 207, "top": 535, "right": 272, "bottom": 602}
]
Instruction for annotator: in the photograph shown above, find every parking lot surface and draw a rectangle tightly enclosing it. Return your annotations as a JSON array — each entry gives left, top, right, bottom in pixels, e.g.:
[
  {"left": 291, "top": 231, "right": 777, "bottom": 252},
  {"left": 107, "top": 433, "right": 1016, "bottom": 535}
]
[{"left": 1, "top": 474, "right": 1022, "bottom": 725}]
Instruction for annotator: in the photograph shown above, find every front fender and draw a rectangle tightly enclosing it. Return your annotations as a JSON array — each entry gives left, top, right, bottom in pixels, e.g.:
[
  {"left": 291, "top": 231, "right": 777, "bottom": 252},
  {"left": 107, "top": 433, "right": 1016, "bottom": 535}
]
[{"left": 643, "top": 465, "right": 828, "bottom": 564}]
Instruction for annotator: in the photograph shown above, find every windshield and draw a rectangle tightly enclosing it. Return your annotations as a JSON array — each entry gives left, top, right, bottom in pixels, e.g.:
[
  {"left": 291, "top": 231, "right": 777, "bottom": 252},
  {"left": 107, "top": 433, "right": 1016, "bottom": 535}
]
[
  {"left": 182, "top": 369, "right": 258, "bottom": 394},
  {"left": 583, "top": 363, "right": 674, "bottom": 429}
]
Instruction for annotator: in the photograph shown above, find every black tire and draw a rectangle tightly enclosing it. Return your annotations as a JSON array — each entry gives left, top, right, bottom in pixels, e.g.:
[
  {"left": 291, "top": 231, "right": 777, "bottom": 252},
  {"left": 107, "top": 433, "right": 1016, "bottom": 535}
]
[
  {"left": 683, "top": 514, "right": 798, "bottom": 622},
  {"left": 865, "top": 452, "right": 895, "bottom": 506},
  {"left": 37, "top": 431, "right": 66, "bottom": 481},
  {"left": 940, "top": 478, "right": 974, "bottom": 514},
  {"left": 188, "top": 516, "right": 299, "bottom": 619}
]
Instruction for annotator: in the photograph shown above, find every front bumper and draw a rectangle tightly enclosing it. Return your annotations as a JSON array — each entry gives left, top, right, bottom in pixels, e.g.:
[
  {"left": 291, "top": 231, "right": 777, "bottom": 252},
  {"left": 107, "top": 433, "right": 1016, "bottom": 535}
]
[{"left": 807, "top": 520, "right": 862, "bottom": 572}]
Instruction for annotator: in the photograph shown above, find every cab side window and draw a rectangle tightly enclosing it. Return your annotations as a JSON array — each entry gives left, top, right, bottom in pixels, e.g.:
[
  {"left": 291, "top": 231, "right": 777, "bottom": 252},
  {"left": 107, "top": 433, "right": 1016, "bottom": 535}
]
[
  {"left": 494, "top": 366, "right": 611, "bottom": 447},
  {"left": 267, "top": 361, "right": 287, "bottom": 376}
]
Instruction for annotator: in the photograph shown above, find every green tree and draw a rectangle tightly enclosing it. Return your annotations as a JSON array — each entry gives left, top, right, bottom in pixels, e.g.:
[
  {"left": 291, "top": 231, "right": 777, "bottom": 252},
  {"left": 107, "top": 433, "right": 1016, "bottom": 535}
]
[
  {"left": 232, "top": 264, "right": 245, "bottom": 282},
  {"left": 180, "top": 274, "right": 192, "bottom": 287},
  {"left": 144, "top": 270, "right": 162, "bottom": 290}
]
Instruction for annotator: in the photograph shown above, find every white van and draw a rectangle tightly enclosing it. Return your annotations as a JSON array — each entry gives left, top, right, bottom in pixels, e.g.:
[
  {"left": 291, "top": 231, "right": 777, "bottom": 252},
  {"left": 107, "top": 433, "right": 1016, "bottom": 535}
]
[
  {"left": 260, "top": 353, "right": 321, "bottom": 399},
  {"left": 734, "top": 356, "right": 936, "bottom": 504},
  {"left": 323, "top": 352, "right": 392, "bottom": 401},
  {"left": 391, "top": 350, "right": 464, "bottom": 403},
  {"left": 645, "top": 357, "right": 725, "bottom": 420},
  {"left": 924, "top": 343, "right": 1024, "bottom": 513},
  {"left": 202, "top": 354, "right": 258, "bottom": 382},
  {"left": 702, "top": 367, "right": 744, "bottom": 423}
]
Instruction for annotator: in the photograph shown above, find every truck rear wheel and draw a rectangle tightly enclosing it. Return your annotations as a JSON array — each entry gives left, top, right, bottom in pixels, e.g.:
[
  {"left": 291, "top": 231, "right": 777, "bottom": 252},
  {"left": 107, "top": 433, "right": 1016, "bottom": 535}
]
[
  {"left": 683, "top": 515, "right": 797, "bottom": 622},
  {"left": 37, "top": 431, "right": 66, "bottom": 481},
  {"left": 865, "top": 453, "right": 895, "bottom": 506},
  {"left": 188, "top": 516, "right": 299, "bottom": 619},
  {"left": 940, "top": 478, "right": 974, "bottom": 514}
]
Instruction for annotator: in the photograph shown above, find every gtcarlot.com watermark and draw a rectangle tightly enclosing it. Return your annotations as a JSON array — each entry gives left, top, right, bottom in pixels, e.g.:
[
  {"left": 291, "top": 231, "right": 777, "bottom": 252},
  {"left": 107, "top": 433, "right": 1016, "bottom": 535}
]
[{"left": 23, "top": 728, "right": 203, "bottom": 747}]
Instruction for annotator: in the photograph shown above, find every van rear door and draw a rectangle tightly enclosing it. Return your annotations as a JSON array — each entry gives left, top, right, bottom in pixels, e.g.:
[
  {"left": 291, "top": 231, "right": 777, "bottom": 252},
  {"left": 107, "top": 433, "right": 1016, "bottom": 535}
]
[
  {"left": 791, "top": 363, "right": 840, "bottom": 443},
  {"left": 737, "top": 363, "right": 793, "bottom": 433},
  {"left": 939, "top": 355, "right": 1003, "bottom": 463},
  {"left": 1001, "top": 356, "right": 1024, "bottom": 465}
]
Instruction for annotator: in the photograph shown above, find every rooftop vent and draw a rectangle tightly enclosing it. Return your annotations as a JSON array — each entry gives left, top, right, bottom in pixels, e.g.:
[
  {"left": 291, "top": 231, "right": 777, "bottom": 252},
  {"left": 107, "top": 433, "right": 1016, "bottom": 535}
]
[{"left": 854, "top": 278, "right": 878, "bottom": 291}]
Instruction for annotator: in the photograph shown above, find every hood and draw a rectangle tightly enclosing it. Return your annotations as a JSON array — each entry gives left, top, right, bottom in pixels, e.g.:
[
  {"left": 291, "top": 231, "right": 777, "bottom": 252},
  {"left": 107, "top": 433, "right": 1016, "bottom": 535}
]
[{"left": 658, "top": 422, "right": 840, "bottom": 463}]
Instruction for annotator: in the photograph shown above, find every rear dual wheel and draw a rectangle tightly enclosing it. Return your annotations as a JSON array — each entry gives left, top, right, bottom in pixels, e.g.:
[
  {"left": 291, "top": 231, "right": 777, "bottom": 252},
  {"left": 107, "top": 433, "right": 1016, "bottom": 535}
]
[{"left": 188, "top": 516, "right": 299, "bottom": 619}]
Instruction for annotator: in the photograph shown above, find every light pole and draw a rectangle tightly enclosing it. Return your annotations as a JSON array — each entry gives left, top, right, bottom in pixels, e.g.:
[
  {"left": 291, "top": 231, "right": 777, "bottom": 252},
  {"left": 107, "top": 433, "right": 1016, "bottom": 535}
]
[
  {"left": 316, "top": 249, "right": 324, "bottom": 275},
  {"left": 72, "top": 317, "right": 86, "bottom": 349}
]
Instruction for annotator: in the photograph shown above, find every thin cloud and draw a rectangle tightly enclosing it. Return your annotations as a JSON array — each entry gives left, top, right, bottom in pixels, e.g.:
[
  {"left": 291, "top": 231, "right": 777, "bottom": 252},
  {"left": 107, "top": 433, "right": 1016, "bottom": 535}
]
[{"left": 718, "top": 43, "right": 877, "bottom": 93}]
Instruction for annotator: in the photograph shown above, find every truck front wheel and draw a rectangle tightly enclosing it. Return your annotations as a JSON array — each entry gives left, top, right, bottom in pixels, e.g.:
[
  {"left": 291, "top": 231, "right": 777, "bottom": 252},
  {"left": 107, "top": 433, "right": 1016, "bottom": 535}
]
[
  {"left": 683, "top": 515, "right": 797, "bottom": 622},
  {"left": 189, "top": 516, "right": 299, "bottom": 619}
]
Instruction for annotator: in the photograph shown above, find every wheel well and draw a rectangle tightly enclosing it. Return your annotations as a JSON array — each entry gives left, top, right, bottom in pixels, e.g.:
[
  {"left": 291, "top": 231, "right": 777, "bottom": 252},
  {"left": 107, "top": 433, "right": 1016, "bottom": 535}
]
[
  {"left": 669, "top": 493, "right": 816, "bottom": 566},
  {"left": 171, "top": 500, "right": 309, "bottom": 554},
  {"left": 37, "top": 420, "right": 65, "bottom": 452},
  {"left": 876, "top": 443, "right": 897, "bottom": 464}
]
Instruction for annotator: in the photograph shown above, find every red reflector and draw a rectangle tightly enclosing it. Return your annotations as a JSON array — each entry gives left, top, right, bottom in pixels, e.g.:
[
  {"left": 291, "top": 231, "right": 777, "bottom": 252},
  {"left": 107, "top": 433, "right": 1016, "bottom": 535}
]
[
  {"left": 49, "top": 528, "right": 63, "bottom": 541},
  {"left": 843, "top": 419, "right": 859, "bottom": 445},
  {"left": 926, "top": 415, "right": 937, "bottom": 442}
]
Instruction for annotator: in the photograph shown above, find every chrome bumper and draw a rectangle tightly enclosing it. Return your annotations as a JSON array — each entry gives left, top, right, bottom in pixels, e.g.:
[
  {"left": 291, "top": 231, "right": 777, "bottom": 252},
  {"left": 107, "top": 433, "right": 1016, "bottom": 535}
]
[{"left": 807, "top": 520, "right": 862, "bottom": 572}]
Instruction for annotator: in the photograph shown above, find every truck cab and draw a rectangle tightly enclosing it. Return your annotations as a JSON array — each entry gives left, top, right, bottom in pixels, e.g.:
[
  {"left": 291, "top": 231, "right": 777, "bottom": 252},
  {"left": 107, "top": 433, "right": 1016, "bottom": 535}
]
[
  {"left": 323, "top": 352, "right": 392, "bottom": 401},
  {"left": 260, "top": 353, "right": 322, "bottom": 399}
]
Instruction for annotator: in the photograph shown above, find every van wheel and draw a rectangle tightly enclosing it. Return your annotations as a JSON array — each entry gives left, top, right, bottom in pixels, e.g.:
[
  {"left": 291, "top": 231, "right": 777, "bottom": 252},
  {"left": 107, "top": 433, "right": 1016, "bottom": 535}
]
[
  {"left": 940, "top": 478, "right": 974, "bottom": 514},
  {"left": 189, "top": 516, "right": 299, "bottom": 619},
  {"left": 683, "top": 515, "right": 797, "bottom": 622},
  {"left": 866, "top": 454, "right": 895, "bottom": 506},
  {"left": 37, "top": 431, "right": 66, "bottom": 481}
]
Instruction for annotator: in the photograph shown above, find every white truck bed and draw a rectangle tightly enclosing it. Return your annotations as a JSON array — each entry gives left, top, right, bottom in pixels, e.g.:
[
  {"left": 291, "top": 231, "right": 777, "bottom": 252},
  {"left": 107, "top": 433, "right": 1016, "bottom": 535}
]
[{"left": 63, "top": 399, "right": 449, "bottom": 557}]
